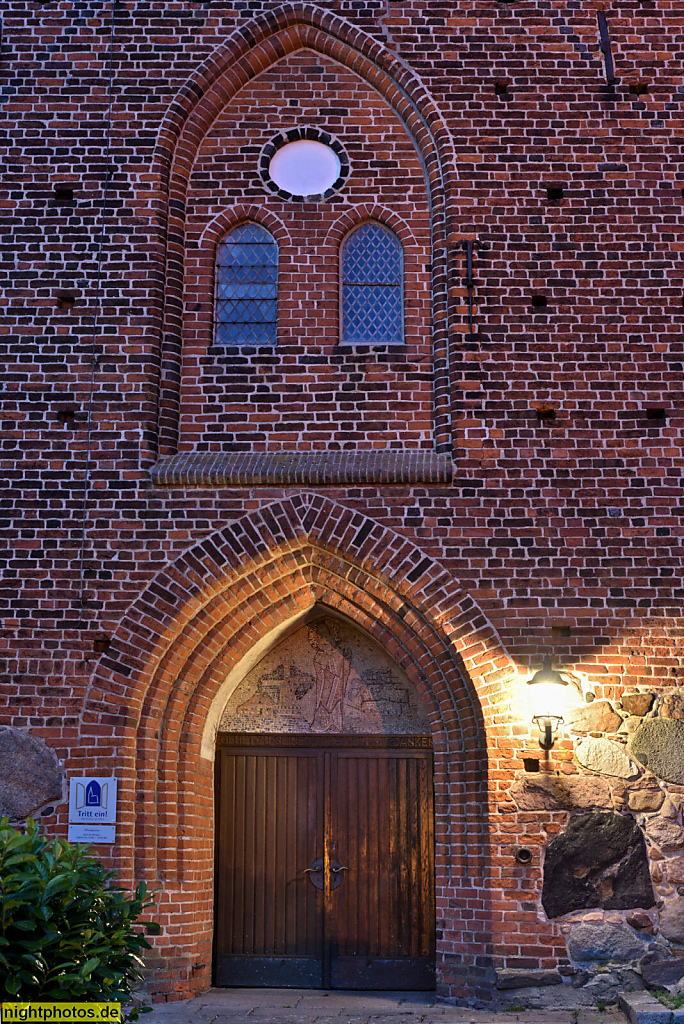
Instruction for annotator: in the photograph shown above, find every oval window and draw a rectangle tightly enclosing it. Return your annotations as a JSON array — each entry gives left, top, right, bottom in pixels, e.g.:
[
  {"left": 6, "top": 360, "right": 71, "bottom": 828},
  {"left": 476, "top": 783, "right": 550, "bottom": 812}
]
[{"left": 269, "top": 140, "right": 341, "bottom": 197}]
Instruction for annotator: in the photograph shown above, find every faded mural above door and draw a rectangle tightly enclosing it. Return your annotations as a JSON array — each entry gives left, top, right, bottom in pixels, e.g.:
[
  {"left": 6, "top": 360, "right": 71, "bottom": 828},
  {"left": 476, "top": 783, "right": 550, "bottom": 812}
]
[{"left": 219, "top": 617, "right": 429, "bottom": 734}]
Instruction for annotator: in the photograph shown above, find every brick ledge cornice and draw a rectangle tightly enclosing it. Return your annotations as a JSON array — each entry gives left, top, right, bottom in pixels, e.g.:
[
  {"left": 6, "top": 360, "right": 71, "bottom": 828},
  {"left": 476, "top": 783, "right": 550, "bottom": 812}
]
[{"left": 150, "top": 450, "right": 454, "bottom": 486}]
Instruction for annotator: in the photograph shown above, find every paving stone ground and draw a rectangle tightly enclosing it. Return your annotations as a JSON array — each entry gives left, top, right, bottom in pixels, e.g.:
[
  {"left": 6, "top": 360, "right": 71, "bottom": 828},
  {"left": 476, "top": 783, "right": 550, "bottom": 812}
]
[{"left": 144, "top": 989, "right": 629, "bottom": 1024}]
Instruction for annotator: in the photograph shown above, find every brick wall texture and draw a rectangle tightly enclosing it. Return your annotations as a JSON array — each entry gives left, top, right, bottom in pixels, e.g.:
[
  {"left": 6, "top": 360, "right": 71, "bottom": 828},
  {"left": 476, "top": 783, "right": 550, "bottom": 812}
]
[{"left": 2, "top": 0, "right": 683, "bottom": 1006}]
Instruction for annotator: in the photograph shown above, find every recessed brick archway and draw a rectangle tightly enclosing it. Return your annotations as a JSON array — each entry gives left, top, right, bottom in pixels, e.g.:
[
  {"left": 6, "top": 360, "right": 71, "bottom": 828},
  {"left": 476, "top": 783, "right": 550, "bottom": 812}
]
[
  {"left": 151, "top": 3, "right": 458, "bottom": 457},
  {"left": 81, "top": 495, "right": 517, "bottom": 1000}
]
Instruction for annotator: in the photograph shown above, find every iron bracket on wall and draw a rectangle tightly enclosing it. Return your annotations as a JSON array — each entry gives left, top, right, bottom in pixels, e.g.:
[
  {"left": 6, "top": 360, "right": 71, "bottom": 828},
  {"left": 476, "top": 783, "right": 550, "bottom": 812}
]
[
  {"left": 459, "top": 238, "right": 486, "bottom": 341},
  {"left": 597, "top": 11, "right": 616, "bottom": 85}
]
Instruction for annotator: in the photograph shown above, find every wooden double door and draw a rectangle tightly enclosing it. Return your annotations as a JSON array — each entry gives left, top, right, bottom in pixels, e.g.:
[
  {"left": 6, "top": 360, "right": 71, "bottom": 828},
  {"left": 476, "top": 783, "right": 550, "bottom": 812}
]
[{"left": 214, "top": 734, "right": 435, "bottom": 990}]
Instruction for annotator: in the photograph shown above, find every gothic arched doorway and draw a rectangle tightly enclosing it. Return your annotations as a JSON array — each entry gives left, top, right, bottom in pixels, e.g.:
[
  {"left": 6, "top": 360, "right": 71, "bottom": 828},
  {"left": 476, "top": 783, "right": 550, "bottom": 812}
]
[{"left": 214, "top": 613, "right": 435, "bottom": 990}]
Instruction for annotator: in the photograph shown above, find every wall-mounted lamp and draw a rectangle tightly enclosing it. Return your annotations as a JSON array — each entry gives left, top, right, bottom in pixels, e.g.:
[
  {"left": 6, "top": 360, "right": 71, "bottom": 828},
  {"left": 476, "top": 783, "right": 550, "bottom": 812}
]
[{"left": 527, "top": 656, "right": 569, "bottom": 750}]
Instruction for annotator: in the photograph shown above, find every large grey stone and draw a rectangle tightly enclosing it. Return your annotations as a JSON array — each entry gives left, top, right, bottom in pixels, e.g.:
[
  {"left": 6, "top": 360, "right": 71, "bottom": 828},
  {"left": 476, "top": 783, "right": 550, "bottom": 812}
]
[
  {"left": 567, "top": 922, "right": 647, "bottom": 964},
  {"left": 584, "top": 972, "right": 623, "bottom": 1005},
  {"left": 565, "top": 701, "right": 623, "bottom": 735},
  {"left": 509, "top": 773, "right": 613, "bottom": 811},
  {"left": 660, "top": 897, "right": 684, "bottom": 944},
  {"left": 645, "top": 817, "right": 684, "bottom": 853},
  {"left": 629, "top": 719, "right": 684, "bottom": 785},
  {"left": 641, "top": 957, "right": 684, "bottom": 989},
  {"left": 576, "top": 737, "right": 639, "bottom": 778},
  {"left": 0, "top": 728, "right": 64, "bottom": 819},
  {"left": 542, "top": 811, "right": 655, "bottom": 918}
]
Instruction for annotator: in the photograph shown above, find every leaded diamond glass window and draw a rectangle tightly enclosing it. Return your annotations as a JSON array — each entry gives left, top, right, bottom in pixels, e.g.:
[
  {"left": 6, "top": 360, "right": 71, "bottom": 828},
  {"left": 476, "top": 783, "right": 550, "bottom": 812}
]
[
  {"left": 341, "top": 222, "right": 403, "bottom": 345},
  {"left": 215, "top": 222, "right": 278, "bottom": 346}
]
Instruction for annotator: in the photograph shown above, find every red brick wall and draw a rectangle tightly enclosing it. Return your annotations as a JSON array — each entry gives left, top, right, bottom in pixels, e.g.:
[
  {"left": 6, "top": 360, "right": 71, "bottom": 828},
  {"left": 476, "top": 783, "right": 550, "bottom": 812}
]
[{"left": 2, "top": 0, "right": 683, "bottom": 1006}]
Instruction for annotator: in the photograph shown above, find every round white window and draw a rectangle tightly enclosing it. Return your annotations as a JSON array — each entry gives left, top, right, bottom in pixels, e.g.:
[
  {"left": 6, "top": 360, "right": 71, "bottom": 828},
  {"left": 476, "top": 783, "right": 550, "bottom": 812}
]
[{"left": 268, "top": 140, "right": 341, "bottom": 197}]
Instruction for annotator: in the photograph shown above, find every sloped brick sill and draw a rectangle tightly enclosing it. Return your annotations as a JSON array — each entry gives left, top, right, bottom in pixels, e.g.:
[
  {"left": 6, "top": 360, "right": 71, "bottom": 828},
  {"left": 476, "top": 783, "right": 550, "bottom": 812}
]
[{"left": 150, "top": 450, "right": 454, "bottom": 487}]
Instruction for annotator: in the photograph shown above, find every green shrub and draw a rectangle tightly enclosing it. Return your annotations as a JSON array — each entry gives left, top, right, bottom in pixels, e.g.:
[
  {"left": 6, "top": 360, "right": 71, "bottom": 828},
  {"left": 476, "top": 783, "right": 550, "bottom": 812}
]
[{"left": 0, "top": 817, "right": 157, "bottom": 1013}]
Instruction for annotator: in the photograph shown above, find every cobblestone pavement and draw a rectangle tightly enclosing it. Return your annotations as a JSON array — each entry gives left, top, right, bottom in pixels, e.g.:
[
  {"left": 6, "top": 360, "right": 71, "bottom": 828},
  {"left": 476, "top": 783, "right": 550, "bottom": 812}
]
[{"left": 144, "top": 989, "right": 628, "bottom": 1024}]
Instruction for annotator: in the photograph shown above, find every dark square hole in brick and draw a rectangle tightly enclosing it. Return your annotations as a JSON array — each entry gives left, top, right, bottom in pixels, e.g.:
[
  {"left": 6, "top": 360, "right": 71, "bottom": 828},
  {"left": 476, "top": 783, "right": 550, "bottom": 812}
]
[
  {"left": 646, "top": 408, "right": 666, "bottom": 421},
  {"left": 93, "top": 636, "right": 111, "bottom": 654},
  {"left": 56, "top": 409, "right": 76, "bottom": 426},
  {"left": 495, "top": 81, "right": 510, "bottom": 97},
  {"left": 536, "top": 407, "right": 556, "bottom": 422},
  {"left": 552, "top": 625, "right": 572, "bottom": 636},
  {"left": 629, "top": 81, "right": 649, "bottom": 95},
  {"left": 54, "top": 185, "right": 75, "bottom": 203},
  {"left": 546, "top": 185, "right": 564, "bottom": 202},
  {"left": 531, "top": 295, "right": 548, "bottom": 308},
  {"left": 56, "top": 294, "right": 76, "bottom": 310},
  {"left": 523, "top": 758, "right": 540, "bottom": 773}
]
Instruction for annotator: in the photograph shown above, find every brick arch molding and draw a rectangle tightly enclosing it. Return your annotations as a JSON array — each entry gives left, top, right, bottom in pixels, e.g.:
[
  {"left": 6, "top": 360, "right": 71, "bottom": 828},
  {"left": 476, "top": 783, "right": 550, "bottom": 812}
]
[
  {"left": 153, "top": 3, "right": 458, "bottom": 457},
  {"left": 323, "top": 204, "right": 419, "bottom": 250},
  {"left": 80, "top": 495, "right": 515, "bottom": 996}
]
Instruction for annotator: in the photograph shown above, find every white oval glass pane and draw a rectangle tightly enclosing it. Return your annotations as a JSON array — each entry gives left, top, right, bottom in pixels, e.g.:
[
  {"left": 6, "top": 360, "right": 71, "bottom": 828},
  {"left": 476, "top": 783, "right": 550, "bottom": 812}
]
[{"left": 269, "top": 140, "right": 341, "bottom": 196}]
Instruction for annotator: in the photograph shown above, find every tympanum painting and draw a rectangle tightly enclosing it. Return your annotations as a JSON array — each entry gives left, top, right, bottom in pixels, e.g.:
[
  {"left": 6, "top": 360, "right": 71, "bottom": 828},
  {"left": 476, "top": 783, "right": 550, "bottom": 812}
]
[{"left": 219, "top": 617, "right": 428, "bottom": 734}]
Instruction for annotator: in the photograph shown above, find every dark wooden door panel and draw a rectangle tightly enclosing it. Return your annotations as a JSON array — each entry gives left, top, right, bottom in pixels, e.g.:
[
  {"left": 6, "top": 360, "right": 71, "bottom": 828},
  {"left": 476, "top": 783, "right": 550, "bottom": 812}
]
[
  {"left": 215, "top": 749, "right": 324, "bottom": 986},
  {"left": 215, "top": 736, "right": 434, "bottom": 990},
  {"left": 330, "top": 750, "right": 435, "bottom": 990}
]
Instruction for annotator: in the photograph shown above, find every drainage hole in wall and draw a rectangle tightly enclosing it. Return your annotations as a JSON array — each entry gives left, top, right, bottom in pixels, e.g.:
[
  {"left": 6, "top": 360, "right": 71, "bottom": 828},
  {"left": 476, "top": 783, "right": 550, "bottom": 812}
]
[
  {"left": 546, "top": 185, "right": 564, "bottom": 202},
  {"left": 54, "top": 185, "right": 75, "bottom": 203},
  {"left": 515, "top": 847, "right": 533, "bottom": 864},
  {"left": 536, "top": 407, "right": 556, "bottom": 421}
]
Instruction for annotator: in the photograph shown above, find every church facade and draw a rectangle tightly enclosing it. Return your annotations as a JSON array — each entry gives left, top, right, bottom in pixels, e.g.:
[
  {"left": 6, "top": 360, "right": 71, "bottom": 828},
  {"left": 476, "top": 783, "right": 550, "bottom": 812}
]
[{"left": 4, "top": 0, "right": 684, "bottom": 1007}]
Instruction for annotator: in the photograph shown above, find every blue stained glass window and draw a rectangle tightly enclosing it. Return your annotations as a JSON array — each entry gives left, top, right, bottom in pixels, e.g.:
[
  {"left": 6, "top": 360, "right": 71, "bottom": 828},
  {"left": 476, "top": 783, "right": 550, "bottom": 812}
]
[
  {"left": 341, "top": 222, "right": 403, "bottom": 345},
  {"left": 215, "top": 222, "right": 278, "bottom": 346}
]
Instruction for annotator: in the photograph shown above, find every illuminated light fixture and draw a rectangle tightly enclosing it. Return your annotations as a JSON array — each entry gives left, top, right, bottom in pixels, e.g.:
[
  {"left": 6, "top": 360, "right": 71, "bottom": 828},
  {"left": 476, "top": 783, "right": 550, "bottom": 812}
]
[{"left": 528, "top": 655, "right": 570, "bottom": 750}]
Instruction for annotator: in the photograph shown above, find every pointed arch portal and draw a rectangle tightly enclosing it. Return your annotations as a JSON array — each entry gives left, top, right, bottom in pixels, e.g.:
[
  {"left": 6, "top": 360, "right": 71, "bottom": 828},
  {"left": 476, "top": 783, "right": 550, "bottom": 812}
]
[{"left": 81, "top": 494, "right": 517, "bottom": 999}]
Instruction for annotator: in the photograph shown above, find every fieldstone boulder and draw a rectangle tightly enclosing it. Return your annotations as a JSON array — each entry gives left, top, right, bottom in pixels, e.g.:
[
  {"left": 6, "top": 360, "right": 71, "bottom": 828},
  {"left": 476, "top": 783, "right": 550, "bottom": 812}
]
[
  {"left": 622, "top": 693, "right": 655, "bottom": 717},
  {"left": 565, "top": 701, "right": 623, "bottom": 735},
  {"left": 509, "top": 773, "right": 613, "bottom": 811},
  {"left": 629, "top": 719, "right": 684, "bottom": 785},
  {"left": 495, "top": 969, "right": 562, "bottom": 989},
  {"left": 584, "top": 972, "right": 623, "bottom": 1004},
  {"left": 542, "top": 811, "right": 655, "bottom": 918},
  {"left": 645, "top": 816, "right": 684, "bottom": 853},
  {"left": 661, "top": 695, "right": 684, "bottom": 722},
  {"left": 626, "top": 911, "right": 654, "bottom": 930},
  {"left": 576, "top": 737, "right": 639, "bottom": 778},
  {"left": 660, "top": 897, "right": 684, "bottom": 944},
  {"left": 662, "top": 797, "right": 680, "bottom": 820},
  {"left": 0, "top": 728, "right": 64, "bottom": 819},
  {"left": 641, "top": 957, "right": 684, "bottom": 988},
  {"left": 667, "top": 857, "right": 684, "bottom": 885},
  {"left": 628, "top": 789, "right": 665, "bottom": 813},
  {"left": 567, "top": 922, "right": 647, "bottom": 964}
]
